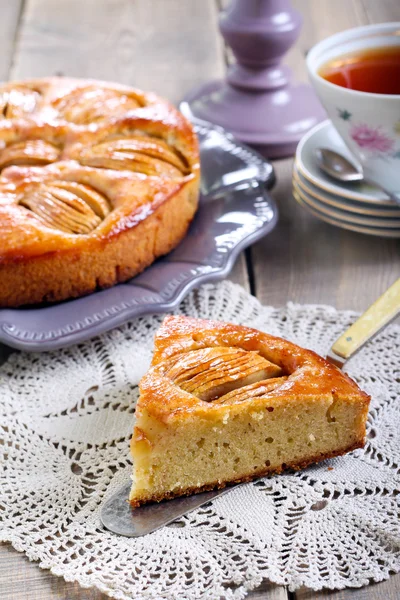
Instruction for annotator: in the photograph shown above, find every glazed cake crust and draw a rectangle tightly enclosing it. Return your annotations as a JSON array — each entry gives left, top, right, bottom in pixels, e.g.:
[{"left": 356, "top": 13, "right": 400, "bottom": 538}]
[
  {"left": 129, "top": 316, "right": 370, "bottom": 507},
  {"left": 139, "top": 316, "right": 370, "bottom": 422},
  {"left": 0, "top": 78, "right": 200, "bottom": 306}
]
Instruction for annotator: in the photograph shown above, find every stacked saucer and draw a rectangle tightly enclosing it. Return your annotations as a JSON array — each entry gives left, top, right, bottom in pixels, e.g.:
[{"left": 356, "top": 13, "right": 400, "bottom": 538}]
[{"left": 293, "top": 121, "right": 400, "bottom": 238}]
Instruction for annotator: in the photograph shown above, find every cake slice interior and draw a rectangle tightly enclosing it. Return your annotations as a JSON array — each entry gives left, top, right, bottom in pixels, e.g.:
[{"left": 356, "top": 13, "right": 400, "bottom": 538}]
[{"left": 129, "top": 316, "right": 370, "bottom": 507}]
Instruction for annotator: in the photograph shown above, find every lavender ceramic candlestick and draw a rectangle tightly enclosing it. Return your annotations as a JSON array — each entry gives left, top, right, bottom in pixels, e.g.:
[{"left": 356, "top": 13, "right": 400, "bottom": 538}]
[{"left": 183, "top": 0, "right": 325, "bottom": 158}]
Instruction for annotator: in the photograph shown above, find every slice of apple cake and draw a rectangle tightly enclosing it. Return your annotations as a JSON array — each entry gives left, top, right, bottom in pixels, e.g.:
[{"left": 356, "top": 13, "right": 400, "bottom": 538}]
[{"left": 129, "top": 316, "right": 370, "bottom": 507}]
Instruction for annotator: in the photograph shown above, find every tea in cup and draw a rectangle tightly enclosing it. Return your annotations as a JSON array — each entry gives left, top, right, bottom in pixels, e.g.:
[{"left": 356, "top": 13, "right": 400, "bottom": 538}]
[{"left": 307, "top": 23, "right": 400, "bottom": 195}]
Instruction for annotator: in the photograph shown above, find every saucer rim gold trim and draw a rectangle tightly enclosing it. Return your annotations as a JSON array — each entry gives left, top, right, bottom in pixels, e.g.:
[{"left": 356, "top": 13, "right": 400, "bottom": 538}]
[
  {"left": 292, "top": 186, "right": 400, "bottom": 238},
  {"left": 293, "top": 180, "right": 400, "bottom": 228},
  {"left": 293, "top": 166, "right": 400, "bottom": 218}
]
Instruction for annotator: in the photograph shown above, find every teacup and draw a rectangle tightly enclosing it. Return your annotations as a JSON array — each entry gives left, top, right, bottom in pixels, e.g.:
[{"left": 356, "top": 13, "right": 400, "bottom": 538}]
[{"left": 307, "top": 23, "right": 400, "bottom": 195}]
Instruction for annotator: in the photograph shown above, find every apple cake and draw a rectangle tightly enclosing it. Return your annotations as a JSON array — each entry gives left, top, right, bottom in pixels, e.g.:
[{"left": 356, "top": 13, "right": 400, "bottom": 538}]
[
  {"left": 129, "top": 316, "right": 370, "bottom": 507},
  {"left": 0, "top": 77, "right": 200, "bottom": 307}
]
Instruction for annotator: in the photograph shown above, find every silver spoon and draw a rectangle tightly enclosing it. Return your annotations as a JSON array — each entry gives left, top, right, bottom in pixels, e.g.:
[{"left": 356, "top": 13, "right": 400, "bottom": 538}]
[{"left": 315, "top": 147, "right": 400, "bottom": 206}]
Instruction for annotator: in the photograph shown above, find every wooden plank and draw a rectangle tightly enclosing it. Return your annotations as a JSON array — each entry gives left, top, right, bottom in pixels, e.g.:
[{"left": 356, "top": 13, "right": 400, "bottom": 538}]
[
  {"left": 0, "top": 543, "right": 103, "bottom": 600},
  {"left": 360, "top": 0, "right": 400, "bottom": 22},
  {"left": 10, "top": 0, "right": 225, "bottom": 104},
  {"left": 251, "top": 0, "right": 400, "bottom": 311},
  {"left": 292, "top": 0, "right": 364, "bottom": 61},
  {"left": 229, "top": 250, "right": 251, "bottom": 289},
  {"left": 248, "top": 579, "right": 289, "bottom": 600},
  {"left": 0, "top": 0, "right": 24, "bottom": 81},
  {"left": 252, "top": 158, "right": 400, "bottom": 310},
  {"left": 0, "top": 0, "right": 249, "bottom": 599},
  {"left": 297, "top": 573, "right": 400, "bottom": 600}
]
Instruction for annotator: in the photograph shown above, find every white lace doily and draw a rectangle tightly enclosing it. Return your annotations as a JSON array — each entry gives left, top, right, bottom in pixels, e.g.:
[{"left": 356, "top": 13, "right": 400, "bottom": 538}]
[{"left": 1, "top": 281, "right": 400, "bottom": 598}]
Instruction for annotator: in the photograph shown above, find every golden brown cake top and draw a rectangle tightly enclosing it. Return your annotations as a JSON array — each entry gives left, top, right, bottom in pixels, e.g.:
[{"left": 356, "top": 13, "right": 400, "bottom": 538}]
[
  {"left": 0, "top": 77, "right": 199, "bottom": 262},
  {"left": 138, "top": 316, "right": 370, "bottom": 422}
]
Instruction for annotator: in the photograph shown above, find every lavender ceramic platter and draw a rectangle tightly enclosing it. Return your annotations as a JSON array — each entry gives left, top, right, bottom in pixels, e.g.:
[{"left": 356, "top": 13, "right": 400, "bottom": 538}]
[{"left": 0, "top": 116, "right": 277, "bottom": 352}]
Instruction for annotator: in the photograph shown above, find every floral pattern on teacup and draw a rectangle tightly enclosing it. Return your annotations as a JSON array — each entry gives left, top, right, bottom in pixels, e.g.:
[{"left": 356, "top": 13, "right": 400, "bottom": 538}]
[
  {"left": 337, "top": 107, "right": 400, "bottom": 159},
  {"left": 350, "top": 124, "right": 395, "bottom": 154}
]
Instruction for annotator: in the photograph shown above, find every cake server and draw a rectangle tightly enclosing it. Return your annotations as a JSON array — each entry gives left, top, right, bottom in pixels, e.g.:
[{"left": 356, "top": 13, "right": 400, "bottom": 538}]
[
  {"left": 101, "top": 278, "right": 400, "bottom": 537},
  {"left": 326, "top": 277, "right": 400, "bottom": 368}
]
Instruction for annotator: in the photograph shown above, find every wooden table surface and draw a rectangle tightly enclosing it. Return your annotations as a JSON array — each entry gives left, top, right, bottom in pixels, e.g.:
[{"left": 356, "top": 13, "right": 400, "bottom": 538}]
[{"left": 1, "top": 0, "right": 399, "bottom": 599}]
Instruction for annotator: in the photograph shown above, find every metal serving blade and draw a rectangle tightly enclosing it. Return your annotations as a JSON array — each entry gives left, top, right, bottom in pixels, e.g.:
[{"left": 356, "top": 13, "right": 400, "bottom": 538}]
[{"left": 100, "top": 482, "right": 235, "bottom": 537}]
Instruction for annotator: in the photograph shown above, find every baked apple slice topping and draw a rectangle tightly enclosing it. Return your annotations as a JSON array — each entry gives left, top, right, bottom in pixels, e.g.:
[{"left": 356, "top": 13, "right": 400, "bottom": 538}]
[
  {"left": 0, "top": 140, "right": 60, "bottom": 170},
  {"left": 76, "top": 134, "right": 188, "bottom": 177},
  {"left": 0, "top": 87, "right": 41, "bottom": 119},
  {"left": 53, "top": 86, "right": 142, "bottom": 124},
  {"left": 164, "top": 347, "right": 284, "bottom": 402},
  {"left": 19, "top": 180, "right": 111, "bottom": 234}
]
